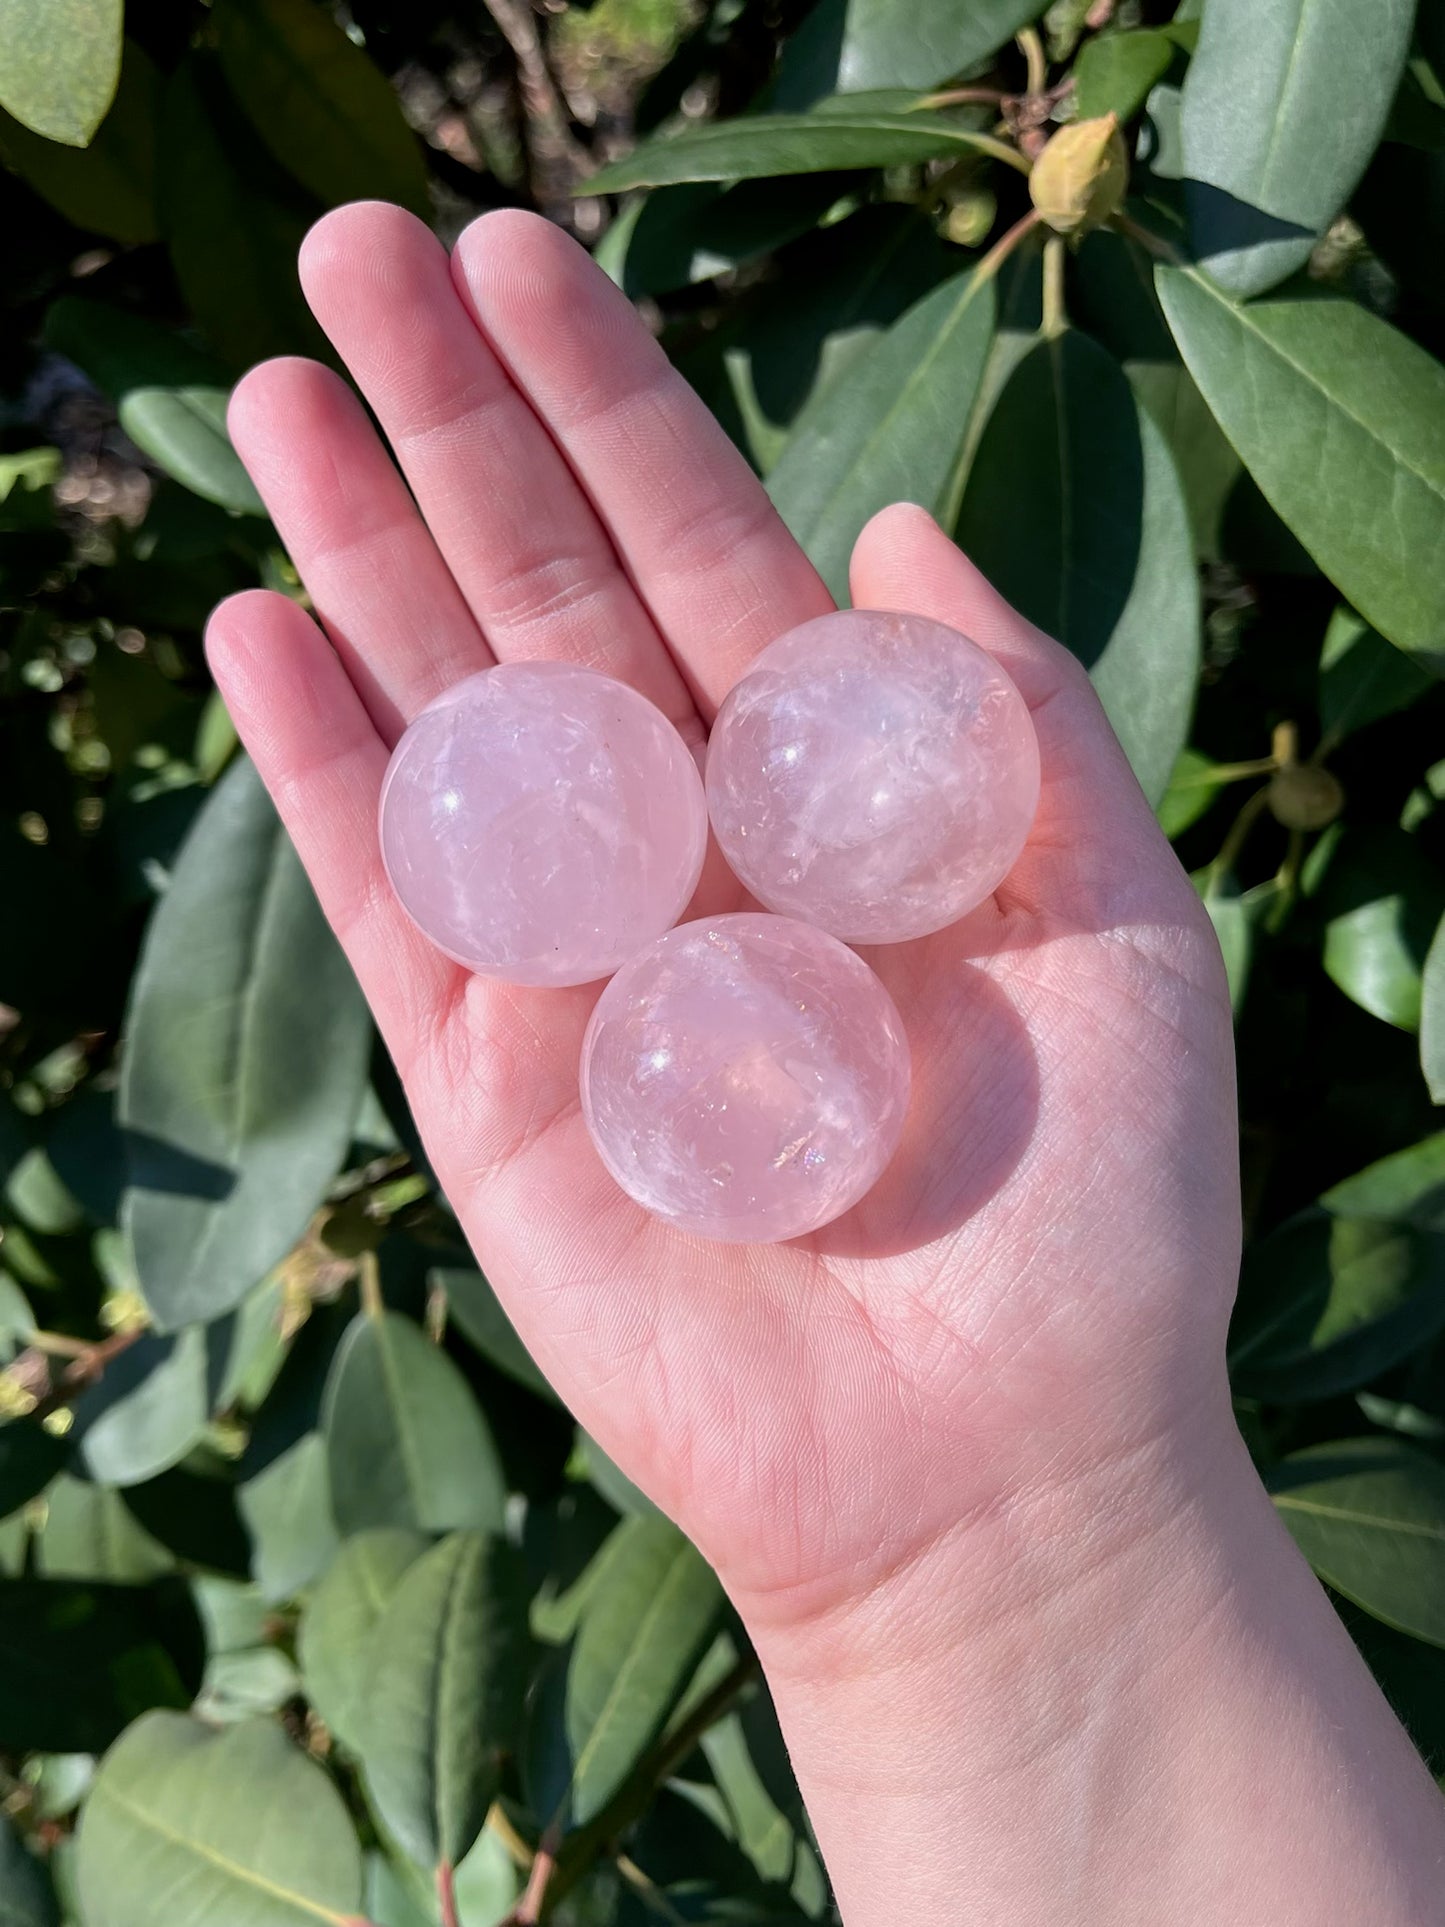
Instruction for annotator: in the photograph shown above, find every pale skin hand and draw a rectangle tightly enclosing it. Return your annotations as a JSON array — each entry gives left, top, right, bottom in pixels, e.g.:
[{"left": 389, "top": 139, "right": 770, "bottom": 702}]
[{"left": 207, "top": 202, "right": 1445, "bottom": 1924}]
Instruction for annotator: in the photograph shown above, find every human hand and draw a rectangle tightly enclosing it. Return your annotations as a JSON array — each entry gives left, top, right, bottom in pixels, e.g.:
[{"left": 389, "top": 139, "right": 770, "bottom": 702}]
[
  {"left": 207, "top": 199, "right": 1240, "bottom": 1634},
  {"left": 210, "top": 202, "right": 1445, "bottom": 1926}
]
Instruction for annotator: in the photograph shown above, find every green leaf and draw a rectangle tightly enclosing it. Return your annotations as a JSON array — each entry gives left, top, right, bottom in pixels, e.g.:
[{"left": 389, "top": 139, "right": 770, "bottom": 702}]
[
  {"left": 0, "top": 1808, "right": 59, "bottom": 1927},
  {"left": 44, "top": 298, "right": 263, "bottom": 516},
  {"left": 1073, "top": 29, "right": 1175, "bottom": 124},
  {"left": 76, "top": 1713, "right": 366, "bottom": 1927},
  {"left": 1179, "top": 0, "right": 1414, "bottom": 297},
  {"left": 598, "top": 175, "right": 853, "bottom": 299},
  {"left": 0, "top": 39, "right": 158, "bottom": 244},
  {"left": 238, "top": 1431, "right": 341, "bottom": 1603},
  {"left": 0, "top": 1420, "right": 67, "bottom": 1520},
  {"left": 581, "top": 109, "right": 1020, "bottom": 195},
  {"left": 434, "top": 1267, "right": 559, "bottom": 1404},
  {"left": 323, "top": 1311, "right": 507, "bottom": 1537},
  {"left": 767, "top": 268, "right": 995, "bottom": 602},
  {"left": 531, "top": 1515, "right": 725, "bottom": 1829},
  {"left": 1230, "top": 1132, "right": 1445, "bottom": 1401},
  {"left": 1423, "top": 915, "right": 1445, "bottom": 1103},
  {"left": 1320, "top": 828, "right": 1445, "bottom": 1032},
  {"left": 0, "top": 1577, "right": 203, "bottom": 1752},
  {"left": 298, "top": 1527, "right": 430, "bottom": 1751},
  {"left": 693, "top": 203, "right": 951, "bottom": 475},
  {"left": 957, "top": 328, "right": 1200, "bottom": 805},
  {"left": 774, "top": 0, "right": 1043, "bottom": 100},
  {"left": 1269, "top": 1439, "right": 1445, "bottom": 1647},
  {"left": 119, "top": 756, "right": 372, "bottom": 1331},
  {"left": 36, "top": 1478, "right": 172, "bottom": 1584},
  {"left": 1156, "top": 267, "right": 1445, "bottom": 677},
  {"left": 159, "top": 56, "right": 329, "bottom": 372},
  {"left": 214, "top": 0, "right": 428, "bottom": 217},
  {"left": 580, "top": 1434, "right": 661, "bottom": 1521},
  {"left": 359, "top": 1532, "right": 531, "bottom": 1873},
  {"left": 69, "top": 1329, "right": 213, "bottom": 1487},
  {"left": 0, "top": 0, "right": 121, "bottom": 146},
  {"left": 1319, "top": 605, "right": 1434, "bottom": 744}
]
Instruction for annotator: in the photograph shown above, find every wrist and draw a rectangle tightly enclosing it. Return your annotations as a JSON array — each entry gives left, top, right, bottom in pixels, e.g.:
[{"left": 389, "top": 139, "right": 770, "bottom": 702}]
[{"left": 736, "top": 1396, "right": 1445, "bottom": 1925}]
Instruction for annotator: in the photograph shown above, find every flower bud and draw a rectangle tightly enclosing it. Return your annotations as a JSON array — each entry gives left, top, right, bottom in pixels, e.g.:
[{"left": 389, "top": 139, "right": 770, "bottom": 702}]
[
  {"left": 1268, "top": 764, "right": 1344, "bottom": 831},
  {"left": 1029, "top": 113, "right": 1129, "bottom": 236}
]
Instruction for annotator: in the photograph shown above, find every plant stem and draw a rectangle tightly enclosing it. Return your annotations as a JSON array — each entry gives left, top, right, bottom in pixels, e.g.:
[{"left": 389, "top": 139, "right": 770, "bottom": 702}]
[
  {"left": 1209, "top": 784, "right": 1273, "bottom": 892},
  {"left": 919, "top": 86, "right": 1007, "bottom": 108},
  {"left": 1017, "top": 26, "right": 1048, "bottom": 98},
  {"left": 358, "top": 1250, "right": 384, "bottom": 1320},
  {"left": 970, "top": 206, "right": 1044, "bottom": 291},
  {"left": 1042, "top": 235, "right": 1067, "bottom": 338},
  {"left": 26, "top": 1324, "right": 147, "bottom": 1423},
  {"left": 504, "top": 1831, "right": 560, "bottom": 1925},
  {"left": 1109, "top": 208, "right": 1184, "bottom": 263},
  {"left": 437, "top": 1860, "right": 460, "bottom": 1927},
  {"left": 957, "top": 131, "right": 1034, "bottom": 175}
]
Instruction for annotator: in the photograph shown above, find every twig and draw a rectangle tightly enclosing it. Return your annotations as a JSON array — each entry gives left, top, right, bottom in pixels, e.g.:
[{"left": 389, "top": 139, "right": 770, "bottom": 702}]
[
  {"left": 970, "top": 206, "right": 1045, "bottom": 289},
  {"left": 919, "top": 86, "right": 1007, "bottom": 108},
  {"left": 25, "top": 1325, "right": 147, "bottom": 1424},
  {"left": 358, "top": 1250, "right": 384, "bottom": 1321},
  {"left": 480, "top": 0, "right": 589, "bottom": 180}
]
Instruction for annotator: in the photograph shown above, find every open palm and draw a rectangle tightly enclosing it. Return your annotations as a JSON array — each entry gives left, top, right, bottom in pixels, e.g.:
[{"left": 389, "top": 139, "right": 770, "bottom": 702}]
[{"left": 207, "top": 202, "right": 1241, "bottom": 1634}]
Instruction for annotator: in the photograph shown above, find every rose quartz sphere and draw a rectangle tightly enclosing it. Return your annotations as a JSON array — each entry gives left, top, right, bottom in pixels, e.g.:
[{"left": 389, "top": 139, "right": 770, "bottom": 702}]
[
  {"left": 580, "top": 913, "right": 911, "bottom": 1243},
  {"left": 706, "top": 609, "right": 1041, "bottom": 943},
  {"left": 379, "top": 662, "right": 706, "bottom": 987}
]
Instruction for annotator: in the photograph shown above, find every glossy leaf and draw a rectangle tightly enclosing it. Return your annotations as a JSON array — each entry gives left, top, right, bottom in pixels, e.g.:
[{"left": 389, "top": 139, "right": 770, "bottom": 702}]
[
  {"left": 120, "top": 755, "right": 371, "bottom": 1330},
  {"left": 531, "top": 1515, "right": 725, "bottom": 1829},
  {"left": 1269, "top": 1439, "right": 1445, "bottom": 1647},
  {"left": 0, "top": 0, "right": 121, "bottom": 146},
  {"left": 1230, "top": 1133, "right": 1445, "bottom": 1401},
  {"left": 435, "top": 1267, "right": 559, "bottom": 1404},
  {"left": 76, "top": 1713, "right": 366, "bottom": 1927},
  {"left": 1319, "top": 605, "right": 1433, "bottom": 744},
  {"left": 582, "top": 109, "right": 1020, "bottom": 195},
  {"left": 1074, "top": 29, "right": 1175, "bottom": 125},
  {"left": 957, "top": 328, "right": 1200, "bottom": 805},
  {"left": 35, "top": 1478, "right": 172, "bottom": 1584},
  {"left": 1180, "top": 0, "right": 1414, "bottom": 297},
  {"left": 298, "top": 1527, "right": 430, "bottom": 1750},
  {"left": 44, "top": 298, "right": 262, "bottom": 516},
  {"left": 0, "top": 1809, "right": 59, "bottom": 1927},
  {"left": 214, "top": 0, "right": 428, "bottom": 216},
  {"left": 774, "top": 0, "right": 1042, "bottom": 100},
  {"left": 70, "top": 1328, "right": 212, "bottom": 1487},
  {"left": 323, "top": 1310, "right": 507, "bottom": 1537},
  {"left": 599, "top": 175, "right": 852, "bottom": 299},
  {"left": 1157, "top": 266, "right": 1445, "bottom": 677},
  {"left": 1157, "top": 750, "right": 1225, "bottom": 840},
  {"left": 0, "top": 39, "right": 158, "bottom": 244},
  {"left": 1423, "top": 916, "right": 1445, "bottom": 1103},
  {"left": 0, "top": 1577, "right": 203, "bottom": 1752},
  {"left": 701, "top": 204, "right": 951, "bottom": 475},
  {"left": 238, "top": 1431, "right": 340, "bottom": 1603},
  {"left": 1320, "top": 828, "right": 1445, "bottom": 1032},
  {"left": 767, "top": 268, "right": 994, "bottom": 601},
  {"left": 359, "top": 1532, "right": 531, "bottom": 1871}
]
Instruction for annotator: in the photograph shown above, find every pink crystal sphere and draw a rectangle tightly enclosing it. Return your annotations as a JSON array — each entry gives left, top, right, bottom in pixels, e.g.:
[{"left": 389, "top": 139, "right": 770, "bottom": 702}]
[
  {"left": 706, "top": 609, "right": 1041, "bottom": 943},
  {"left": 379, "top": 662, "right": 707, "bottom": 987},
  {"left": 580, "top": 913, "right": 911, "bottom": 1243}
]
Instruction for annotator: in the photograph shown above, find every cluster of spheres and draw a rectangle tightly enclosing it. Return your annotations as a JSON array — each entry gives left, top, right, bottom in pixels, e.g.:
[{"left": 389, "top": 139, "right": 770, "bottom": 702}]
[{"left": 380, "top": 611, "right": 1040, "bottom": 1244}]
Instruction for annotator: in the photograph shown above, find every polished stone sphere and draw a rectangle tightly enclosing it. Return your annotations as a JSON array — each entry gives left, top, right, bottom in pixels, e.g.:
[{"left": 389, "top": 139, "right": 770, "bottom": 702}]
[
  {"left": 706, "top": 610, "right": 1040, "bottom": 943},
  {"left": 580, "top": 913, "right": 911, "bottom": 1243},
  {"left": 379, "top": 662, "right": 707, "bottom": 986}
]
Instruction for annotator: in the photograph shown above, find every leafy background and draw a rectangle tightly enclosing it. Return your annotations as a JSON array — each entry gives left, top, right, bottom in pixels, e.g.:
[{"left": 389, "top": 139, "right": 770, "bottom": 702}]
[{"left": 2, "top": 0, "right": 1445, "bottom": 1921}]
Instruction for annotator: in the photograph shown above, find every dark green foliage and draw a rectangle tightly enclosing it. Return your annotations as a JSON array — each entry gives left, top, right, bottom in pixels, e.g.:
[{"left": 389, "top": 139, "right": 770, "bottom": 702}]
[{"left": 1, "top": 0, "right": 1444, "bottom": 1916}]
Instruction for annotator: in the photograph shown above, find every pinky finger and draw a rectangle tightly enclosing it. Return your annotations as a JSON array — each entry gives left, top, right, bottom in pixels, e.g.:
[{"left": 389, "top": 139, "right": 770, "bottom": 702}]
[{"left": 204, "top": 589, "right": 460, "bottom": 1065}]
